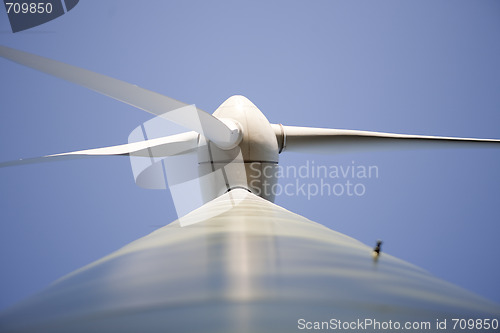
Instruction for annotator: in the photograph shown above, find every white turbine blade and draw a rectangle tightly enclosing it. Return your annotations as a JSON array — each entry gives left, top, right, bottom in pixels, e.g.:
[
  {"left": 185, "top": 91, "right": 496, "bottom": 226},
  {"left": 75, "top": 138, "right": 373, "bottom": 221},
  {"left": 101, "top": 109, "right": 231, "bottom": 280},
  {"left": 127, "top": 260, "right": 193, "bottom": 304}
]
[
  {"left": 0, "top": 45, "right": 239, "bottom": 148},
  {"left": 272, "top": 124, "right": 500, "bottom": 154},
  {"left": 0, "top": 132, "right": 199, "bottom": 168}
]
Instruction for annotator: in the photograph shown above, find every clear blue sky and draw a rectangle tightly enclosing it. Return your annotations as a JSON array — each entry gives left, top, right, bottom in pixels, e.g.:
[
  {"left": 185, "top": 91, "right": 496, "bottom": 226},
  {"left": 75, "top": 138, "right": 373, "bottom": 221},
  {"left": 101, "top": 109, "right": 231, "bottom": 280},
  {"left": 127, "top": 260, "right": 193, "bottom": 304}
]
[{"left": 1, "top": 0, "right": 499, "bottom": 311}]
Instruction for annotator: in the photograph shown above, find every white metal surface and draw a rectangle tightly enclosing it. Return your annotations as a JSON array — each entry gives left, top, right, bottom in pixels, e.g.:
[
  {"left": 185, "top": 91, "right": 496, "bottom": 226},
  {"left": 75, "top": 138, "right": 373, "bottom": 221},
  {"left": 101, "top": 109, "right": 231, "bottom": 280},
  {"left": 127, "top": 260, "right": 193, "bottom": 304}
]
[
  {"left": 1, "top": 190, "right": 498, "bottom": 332},
  {"left": 198, "top": 96, "right": 280, "bottom": 202},
  {"left": 0, "top": 45, "right": 239, "bottom": 149},
  {"left": 271, "top": 125, "right": 500, "bottom": 154},
  {"left": 0, "top": 131, "right": 199, "bottom": 168}
]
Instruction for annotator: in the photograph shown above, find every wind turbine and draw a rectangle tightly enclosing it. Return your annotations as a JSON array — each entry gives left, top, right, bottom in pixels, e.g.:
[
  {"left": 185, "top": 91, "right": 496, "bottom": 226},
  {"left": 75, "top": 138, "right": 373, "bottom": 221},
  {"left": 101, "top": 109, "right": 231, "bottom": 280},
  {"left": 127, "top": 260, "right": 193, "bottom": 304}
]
[{"left": 0, "top": 45, "right": 499, "bottom": 332}]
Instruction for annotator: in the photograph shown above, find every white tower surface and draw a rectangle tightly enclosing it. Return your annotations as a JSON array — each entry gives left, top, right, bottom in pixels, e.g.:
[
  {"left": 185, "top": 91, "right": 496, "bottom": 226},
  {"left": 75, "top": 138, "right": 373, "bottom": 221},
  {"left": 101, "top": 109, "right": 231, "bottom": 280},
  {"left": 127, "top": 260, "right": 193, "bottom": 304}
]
[{"left": 1, "top": 190, "right": 498, "bottom": 333}]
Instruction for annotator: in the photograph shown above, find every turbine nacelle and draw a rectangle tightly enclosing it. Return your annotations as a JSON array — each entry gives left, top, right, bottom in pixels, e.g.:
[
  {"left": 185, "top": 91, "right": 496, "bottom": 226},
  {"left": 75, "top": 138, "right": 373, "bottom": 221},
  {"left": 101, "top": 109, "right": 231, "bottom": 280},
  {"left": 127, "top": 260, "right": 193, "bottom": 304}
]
[{"left": 198, "top": 95, "right": 279, "bottom": 202}]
